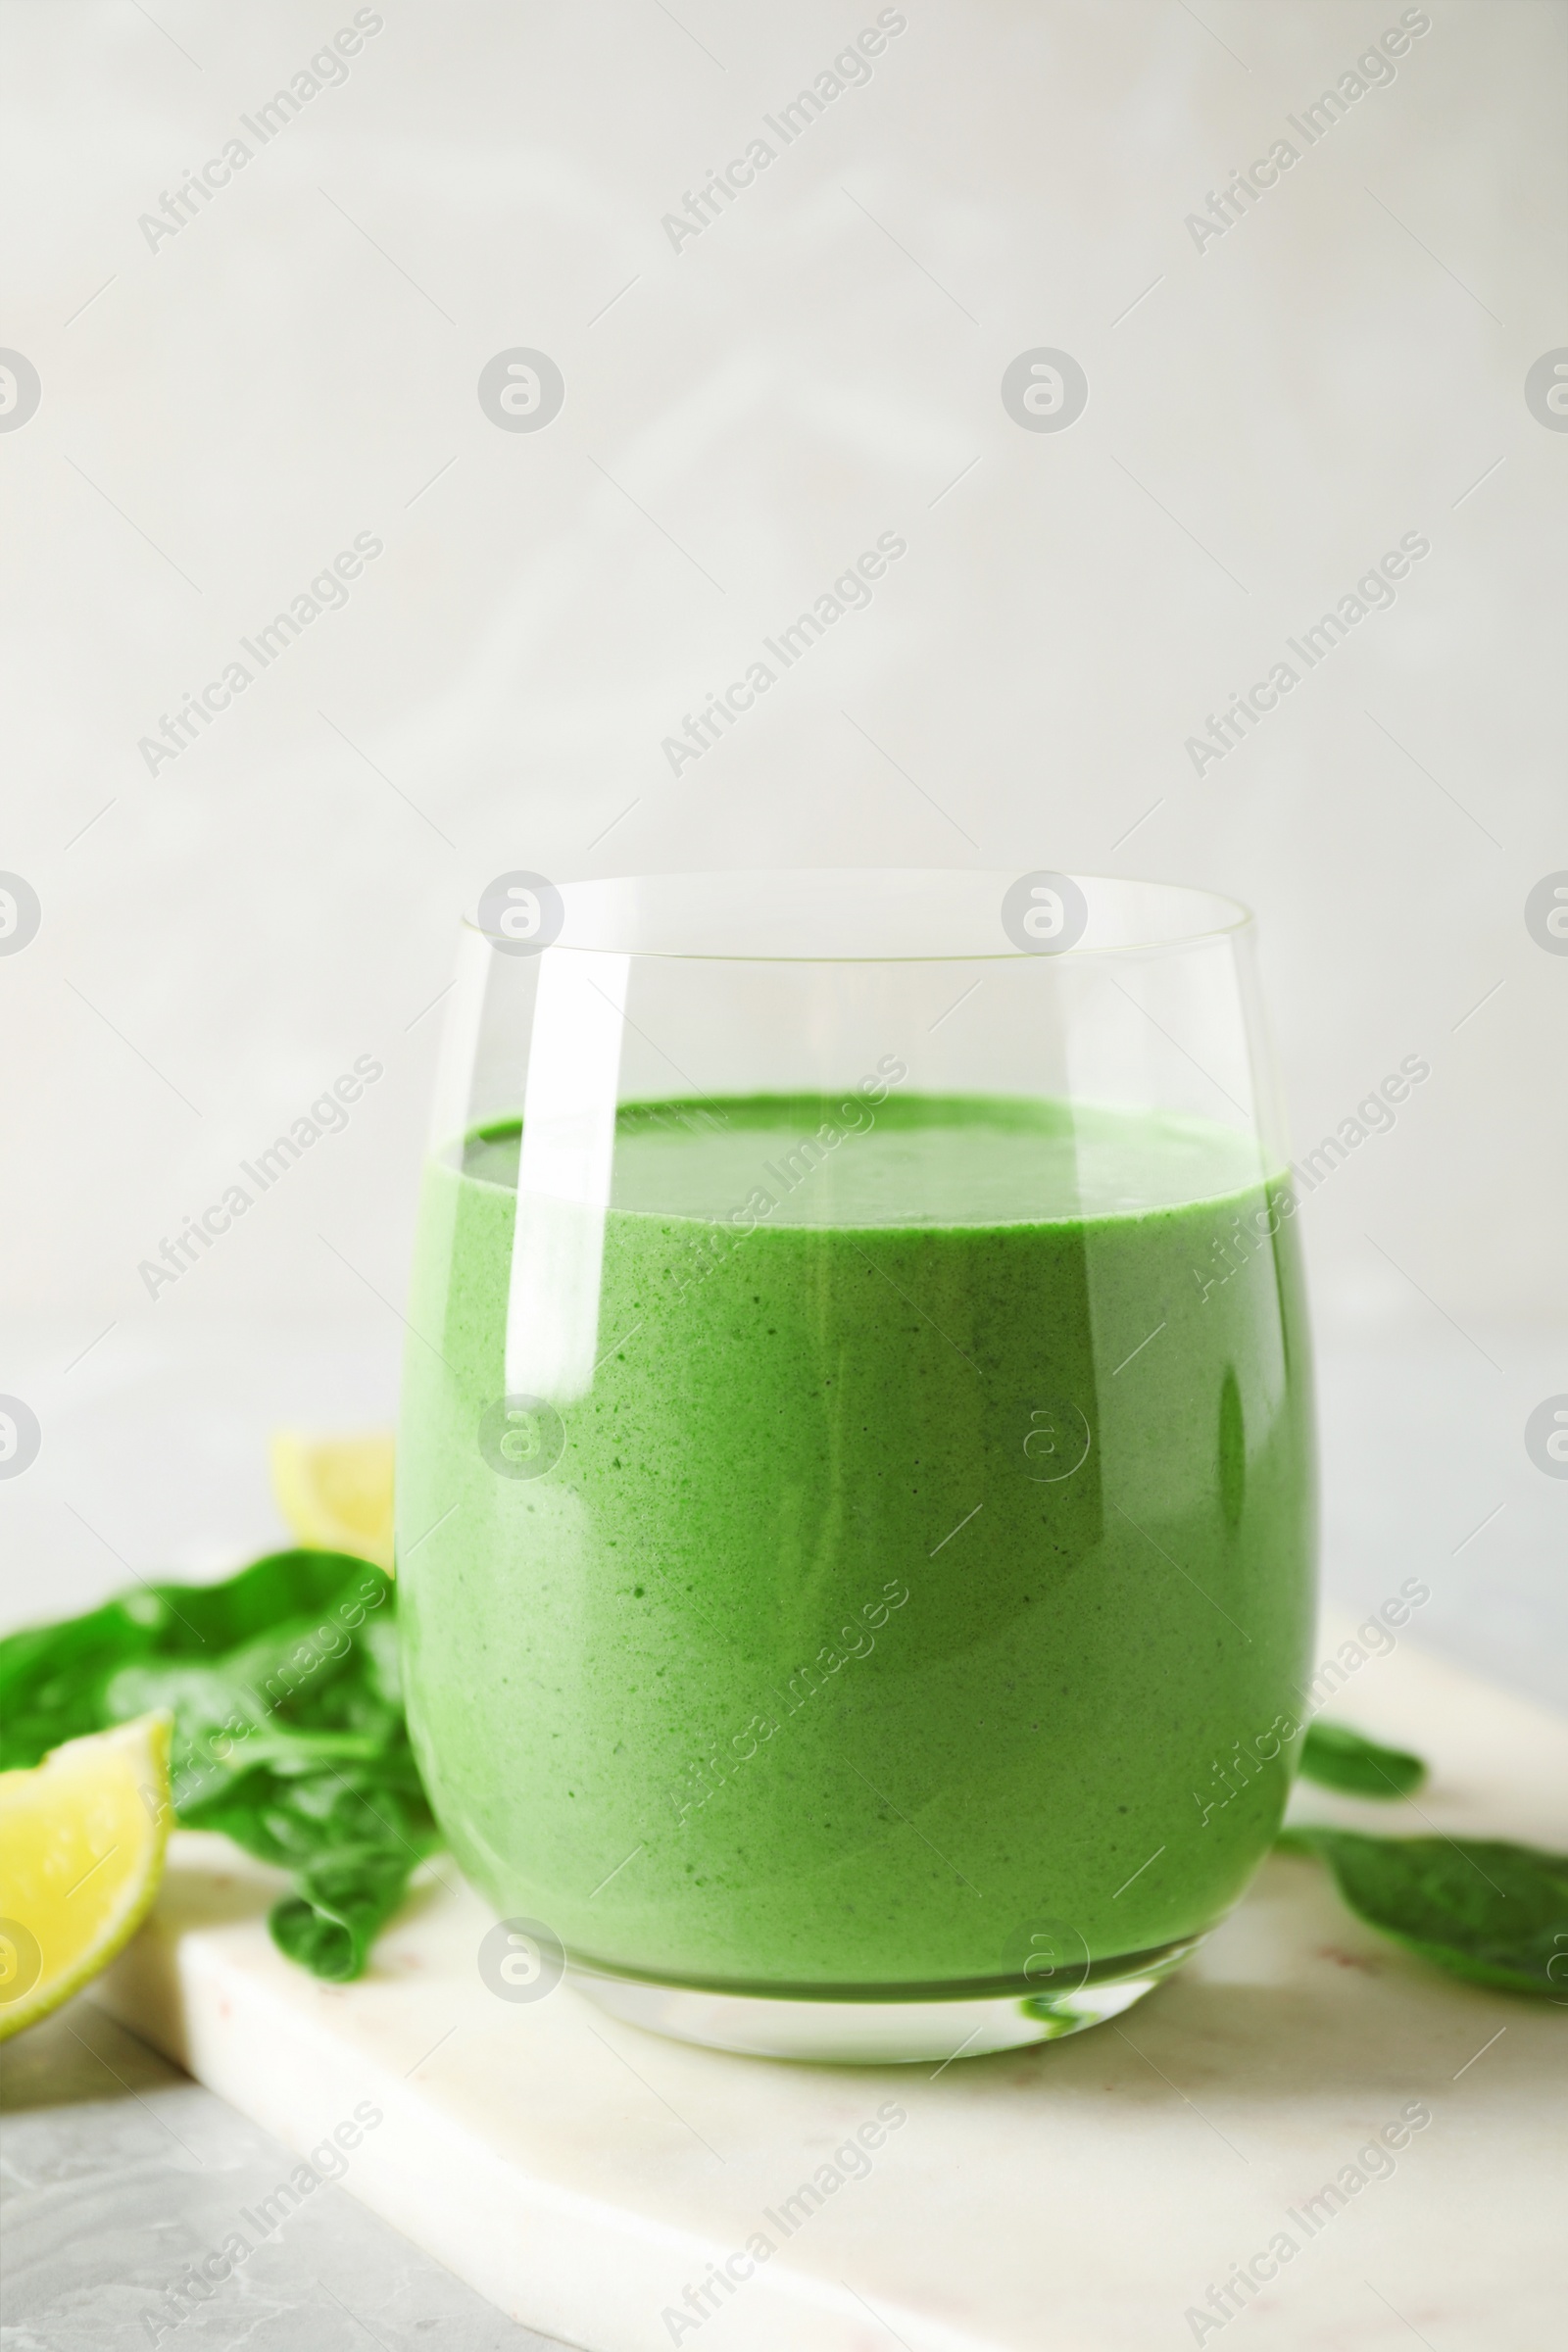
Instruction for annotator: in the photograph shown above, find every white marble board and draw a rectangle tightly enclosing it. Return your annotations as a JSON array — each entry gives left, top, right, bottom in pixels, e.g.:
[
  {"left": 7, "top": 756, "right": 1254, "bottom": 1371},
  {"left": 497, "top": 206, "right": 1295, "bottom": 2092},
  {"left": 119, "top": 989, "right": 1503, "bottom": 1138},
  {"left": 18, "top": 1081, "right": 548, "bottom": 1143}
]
[{"left": 91, "top": 1629, "right": 1568, "bottom": 2351}]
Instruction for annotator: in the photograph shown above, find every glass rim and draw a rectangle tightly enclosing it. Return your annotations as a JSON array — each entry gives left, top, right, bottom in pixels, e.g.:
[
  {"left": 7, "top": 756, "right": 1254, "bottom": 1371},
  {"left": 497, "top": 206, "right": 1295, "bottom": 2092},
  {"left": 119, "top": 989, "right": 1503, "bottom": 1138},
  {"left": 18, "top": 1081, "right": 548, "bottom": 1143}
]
[{"left": 461, "top": 867, "right": 1255, "bottom": 963}]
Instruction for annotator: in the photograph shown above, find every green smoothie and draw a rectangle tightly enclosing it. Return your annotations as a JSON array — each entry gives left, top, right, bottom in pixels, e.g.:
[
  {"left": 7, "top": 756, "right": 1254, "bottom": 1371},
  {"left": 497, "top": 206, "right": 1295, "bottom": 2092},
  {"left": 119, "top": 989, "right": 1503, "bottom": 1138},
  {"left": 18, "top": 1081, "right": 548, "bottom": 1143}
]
[{"left": 397, "top": 1090, "right": 1315, "bottom": 1995}]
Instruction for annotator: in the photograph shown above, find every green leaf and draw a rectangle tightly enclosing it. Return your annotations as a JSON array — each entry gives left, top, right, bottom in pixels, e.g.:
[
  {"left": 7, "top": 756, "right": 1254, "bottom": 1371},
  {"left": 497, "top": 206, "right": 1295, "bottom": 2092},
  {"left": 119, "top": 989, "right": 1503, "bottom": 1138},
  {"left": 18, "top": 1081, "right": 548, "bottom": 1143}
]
[
  {"left": 268, "top": 1843, "right": 424, "bottom": 1984},
  {"left": 146, "top": 1550, "right": 390, "bottom": 1655},
  {"left": 0, "top": 1552, "right": 391, "bottom": 1772},
  {"left": 1280, "top": 1827, "right": 1568, "bottom": 1999},
  {"left": 183, "top": 1755, "right": 436, "bottom": 1866},
  {"left": 0, "top": 1594, "right": 169, "bottom": 1767},
  {"left": 1298, "top": 1720, "right": 1427, "bottom": 1798},
  {"left": 1, "top": 1548, "right": 428, "bottom": 1982}
]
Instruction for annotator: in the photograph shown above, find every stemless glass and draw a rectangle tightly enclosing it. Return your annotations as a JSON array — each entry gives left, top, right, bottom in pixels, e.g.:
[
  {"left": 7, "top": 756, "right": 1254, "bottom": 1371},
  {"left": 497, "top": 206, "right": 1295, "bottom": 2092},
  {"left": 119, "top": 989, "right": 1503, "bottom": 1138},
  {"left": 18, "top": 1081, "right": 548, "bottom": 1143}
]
[{"left": 396, "top": 870, "right": 1316, "bottom": 2062}]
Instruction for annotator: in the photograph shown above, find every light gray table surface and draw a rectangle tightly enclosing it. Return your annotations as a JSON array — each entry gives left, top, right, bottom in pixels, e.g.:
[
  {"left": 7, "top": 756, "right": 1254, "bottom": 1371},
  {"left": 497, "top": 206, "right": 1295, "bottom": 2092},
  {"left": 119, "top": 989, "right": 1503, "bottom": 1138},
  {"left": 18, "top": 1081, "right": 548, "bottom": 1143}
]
[
  {"left": 0, "top": 2001, "right": 568, "bottom": 2352},
  {"left": 2, "top": 1325, "right": 1562, "bottom": 2349}
]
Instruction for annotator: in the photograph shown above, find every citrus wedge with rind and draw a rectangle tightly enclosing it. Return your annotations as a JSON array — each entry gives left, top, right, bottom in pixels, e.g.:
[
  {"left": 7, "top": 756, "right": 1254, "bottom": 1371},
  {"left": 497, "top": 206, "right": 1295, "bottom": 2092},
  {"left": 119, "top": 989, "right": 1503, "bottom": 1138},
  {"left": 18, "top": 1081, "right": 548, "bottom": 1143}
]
[
  {"left": 0, "top": 1712, "right": 172, "bottom": 2041},
  {"left": 270, "top": 1430, "right": 395, "bottom": 1572}
]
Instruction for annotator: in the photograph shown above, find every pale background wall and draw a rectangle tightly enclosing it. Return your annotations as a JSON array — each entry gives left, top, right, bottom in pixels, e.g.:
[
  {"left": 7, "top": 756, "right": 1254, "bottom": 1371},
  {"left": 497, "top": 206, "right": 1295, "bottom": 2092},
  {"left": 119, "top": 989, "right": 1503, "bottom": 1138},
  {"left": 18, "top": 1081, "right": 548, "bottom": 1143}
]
[{"left": 2, "top": 1, "right": 1564, "bottom": 1689}]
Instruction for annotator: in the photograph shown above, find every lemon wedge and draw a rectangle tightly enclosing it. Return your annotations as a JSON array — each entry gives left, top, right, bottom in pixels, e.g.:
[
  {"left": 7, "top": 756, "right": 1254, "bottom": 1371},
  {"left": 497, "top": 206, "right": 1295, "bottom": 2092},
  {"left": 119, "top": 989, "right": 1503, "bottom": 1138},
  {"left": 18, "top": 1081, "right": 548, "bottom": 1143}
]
[
  {"left": 0, "top": 1713, "right": 172, "bottom": 2041},
  {"left": 270, "top": 1429, "right": 395, "bottom": 1571}
]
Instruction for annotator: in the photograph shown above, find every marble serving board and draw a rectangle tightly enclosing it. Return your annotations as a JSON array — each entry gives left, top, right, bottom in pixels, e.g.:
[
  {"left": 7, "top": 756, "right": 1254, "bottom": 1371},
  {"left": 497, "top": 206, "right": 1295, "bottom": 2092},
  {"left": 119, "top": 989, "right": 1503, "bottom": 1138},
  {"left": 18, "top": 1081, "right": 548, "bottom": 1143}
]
[{"left": 91, "top": 1630, "right": 1567, "bottom": 2352}]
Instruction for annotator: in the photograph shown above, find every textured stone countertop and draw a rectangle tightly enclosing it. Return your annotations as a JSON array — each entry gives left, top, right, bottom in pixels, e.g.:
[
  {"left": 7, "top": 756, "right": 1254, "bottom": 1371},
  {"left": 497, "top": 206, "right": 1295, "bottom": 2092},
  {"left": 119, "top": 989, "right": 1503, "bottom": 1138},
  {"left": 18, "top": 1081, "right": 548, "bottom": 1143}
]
[{"left": 0, "top": 1999, "right": 570, "bottom": 2351}]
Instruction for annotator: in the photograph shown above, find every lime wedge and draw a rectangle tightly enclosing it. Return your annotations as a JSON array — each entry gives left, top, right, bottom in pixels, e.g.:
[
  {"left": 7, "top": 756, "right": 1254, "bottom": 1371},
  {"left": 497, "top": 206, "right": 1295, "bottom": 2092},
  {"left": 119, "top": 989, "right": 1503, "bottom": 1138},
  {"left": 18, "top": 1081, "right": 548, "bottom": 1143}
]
[
  {"left": 270, "top": 1429, "right": 395, "bottom": 1571},
  {"left": 0, "top": 1713, "right": 172, "bottom": 2041}
]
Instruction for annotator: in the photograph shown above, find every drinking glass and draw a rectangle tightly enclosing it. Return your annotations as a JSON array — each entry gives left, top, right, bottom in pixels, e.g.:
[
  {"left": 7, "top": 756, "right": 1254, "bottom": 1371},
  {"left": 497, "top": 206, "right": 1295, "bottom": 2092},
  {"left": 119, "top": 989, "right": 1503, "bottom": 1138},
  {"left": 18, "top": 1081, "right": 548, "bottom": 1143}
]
[{"left": 396, "top": 870, "right": 1316, "bottom": 2061}]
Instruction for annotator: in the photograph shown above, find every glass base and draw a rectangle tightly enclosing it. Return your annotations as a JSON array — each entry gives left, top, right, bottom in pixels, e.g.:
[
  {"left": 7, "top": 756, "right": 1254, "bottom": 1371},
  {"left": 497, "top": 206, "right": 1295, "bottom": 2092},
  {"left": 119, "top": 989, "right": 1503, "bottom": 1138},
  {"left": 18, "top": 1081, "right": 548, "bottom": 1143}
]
[{"left": 569, "top": 1938, "right": 1203, "bottom": 2064}]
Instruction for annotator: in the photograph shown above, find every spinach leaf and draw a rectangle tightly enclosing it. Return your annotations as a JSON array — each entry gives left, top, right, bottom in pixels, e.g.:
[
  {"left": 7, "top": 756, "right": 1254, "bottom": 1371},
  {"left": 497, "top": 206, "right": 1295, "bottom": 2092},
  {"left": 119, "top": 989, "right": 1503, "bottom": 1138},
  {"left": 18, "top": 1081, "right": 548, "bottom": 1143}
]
[
  {"left": 1298, "top": 1720, "right": 1427, "bottom": 1798},
  {"left": 0, "top": 1551, "right": 387, "bottom": 1771},
  {"left": 181, "top": 1754, "right": 435, "bottom": 1869},
  {"left": 269, "top": 1844, "right": 425, "bottom": 1983},
  {"left": 0, "top": 1549, "right": 435, "bottom": 1984},
  {"left": 1279, "top": 1827, "right": 1568, "bottom": 1999}
]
